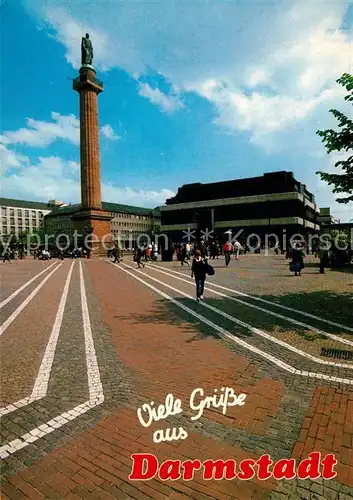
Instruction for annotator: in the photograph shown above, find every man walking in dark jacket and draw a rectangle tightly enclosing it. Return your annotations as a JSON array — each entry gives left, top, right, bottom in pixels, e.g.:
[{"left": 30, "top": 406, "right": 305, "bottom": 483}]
[
  {"left": 191, "top": 249, "right": 207, "bottom": 302},
  {"left": 135, "top": 246, "right": 145, "bottom": 269}
]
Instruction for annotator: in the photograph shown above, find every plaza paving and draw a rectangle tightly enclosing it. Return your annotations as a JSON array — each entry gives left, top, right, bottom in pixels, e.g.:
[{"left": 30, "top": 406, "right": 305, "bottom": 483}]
[{"left": 0, "top": 254, "right": 352, "bottom": 499}]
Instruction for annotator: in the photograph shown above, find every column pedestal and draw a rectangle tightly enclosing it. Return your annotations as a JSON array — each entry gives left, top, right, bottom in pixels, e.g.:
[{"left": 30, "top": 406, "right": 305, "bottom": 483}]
[{"left": 72, "top": 209, "right": 113, "bottom": 258}]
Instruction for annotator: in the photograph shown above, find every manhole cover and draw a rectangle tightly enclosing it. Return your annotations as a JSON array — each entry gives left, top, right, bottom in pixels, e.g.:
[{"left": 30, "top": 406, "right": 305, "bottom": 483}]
[{"left": 321, "top": 347, "right": 353, "bottom": 360}]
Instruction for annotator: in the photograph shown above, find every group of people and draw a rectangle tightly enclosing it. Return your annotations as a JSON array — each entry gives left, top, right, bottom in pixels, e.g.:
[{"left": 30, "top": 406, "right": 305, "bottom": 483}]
[
  {"left": 1, "top": 248, "right": 27, "bottom": 262},
  {"left": 133, "top": 243, "right": 158, "bottom": 267},
  {"left": 288, "top": 243, "right": 333, "bottom": 276},
  {"left": 110, "top": 244, "right": 159, "bottom": 268},
  {"left": 174, "top": 240, "right": 243, "bottom": 267},
  {"left": 135, "top": 243, "right": 214, "bottom": 302},
  {"left": 32, "top": 248, "right": 88, "bottom": 260},
  {"left": 69, "top": 248, "right": 89, "bottom": 259},
  {"left": 109, "top": 241, "right": 214, "bottom": 301},
  {"left": 3, "top": 248, "right": 53, "bottom": 262}
]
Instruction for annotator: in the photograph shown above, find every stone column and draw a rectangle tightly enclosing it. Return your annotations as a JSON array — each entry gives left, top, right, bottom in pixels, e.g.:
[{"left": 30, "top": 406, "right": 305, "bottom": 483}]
[
  {"left": 72, "top": 66, "right": 113, "bottom": 257},
  {"left": 73, "top": 66, "right": 103, "bottom": 209}
]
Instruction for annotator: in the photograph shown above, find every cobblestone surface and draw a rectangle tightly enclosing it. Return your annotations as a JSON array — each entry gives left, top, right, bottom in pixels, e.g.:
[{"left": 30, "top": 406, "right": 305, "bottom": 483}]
[{"left": 0, "top": 255, "right": 352, "bottom": 499}]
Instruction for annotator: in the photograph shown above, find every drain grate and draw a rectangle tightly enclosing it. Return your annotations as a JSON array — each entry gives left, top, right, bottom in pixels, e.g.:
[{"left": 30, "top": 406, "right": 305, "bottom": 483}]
[{"left": 321, "top": 347, "right": 353, "bottom": 360}]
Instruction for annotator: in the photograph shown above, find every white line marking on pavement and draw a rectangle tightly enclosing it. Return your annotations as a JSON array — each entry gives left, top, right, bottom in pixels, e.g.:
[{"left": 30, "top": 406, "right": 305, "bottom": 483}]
[
  {"left": 162, "top": 266, "right": 353, "bottom": 334},
  {"left": 0, "top": 262, "right": 75, "bottom": 417},
  {"left": 0, "top": 263, "right": 63, "bottom": 337},
  {"left": 140, "top": 264, "right": 353, "bottom": 370},
  {"left": 79, "top": 261, "right": 104, "bottom": 405},
  {"left": 30, "top": 261, "right": 76, "bottom": 401},
  {"left": 0, "top": 261, "right": 104, "bottom": 460},
  {"left": 110, "top": 261, "right": 353, "bottom": 386},
  {"left": 0, "top": 398, "right": 32, "bottom": 417},
  {"left": 0, "top": 400, "right": 98, "bottom": 459},
  {"left": 0, "top": 262, "right": 58, "bottom": 310},
  {"left": 149, "top": 267, "right": 353, "bottom": 348}
]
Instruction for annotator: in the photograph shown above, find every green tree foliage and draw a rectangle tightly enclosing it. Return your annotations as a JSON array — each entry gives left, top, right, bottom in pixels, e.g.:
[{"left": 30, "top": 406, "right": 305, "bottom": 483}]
[
  {"left": 0, "top": 228, "right": 46, "bottom": 256},
  {"left": 316, "top": 73, "right": 353, "bottom": 204},
  {"left": 29, "top": 227, "right": 45, "bottom": 246}
]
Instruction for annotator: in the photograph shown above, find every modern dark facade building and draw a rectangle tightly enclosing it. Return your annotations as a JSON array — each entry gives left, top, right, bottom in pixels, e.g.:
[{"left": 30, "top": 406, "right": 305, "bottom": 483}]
[{"left": 159, "top": 171, "right": 320, "bottom": 244}]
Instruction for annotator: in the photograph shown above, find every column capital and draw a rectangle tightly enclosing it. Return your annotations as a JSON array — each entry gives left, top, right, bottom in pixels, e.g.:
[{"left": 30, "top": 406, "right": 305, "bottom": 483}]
[{"left": 73, "top": 67, "right": 103, "bottom": 93}]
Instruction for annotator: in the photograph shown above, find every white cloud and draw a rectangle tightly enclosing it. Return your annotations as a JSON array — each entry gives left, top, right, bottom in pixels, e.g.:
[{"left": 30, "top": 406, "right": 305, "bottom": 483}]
[
  {"left": 187, "top": 5, "right": 351, "bottom": 151},
  {"left": 102, "top": 184, "right": 175, "bottom": 206},
  {"left": 0, "top": 112, "right": 79, "bottom": 147},
  {"left": 0, "top": 144, "right": 29, "bottom": 174},
  {"left": 68, "top": 160, "right": 80, "bottom": 170},
  {"left": 100, "top": 124, "right": 120, "bottom": 141},
  {"left": 17, "top": 0, "right": 353, "bottom": 219},
  {"left": 0, "top": 112, "right": 120, "bottom": 148},
  {"left": 0, "top": 145, "right": 173, "bottom": 207},
  {"left": 192, "top": 80, "right": 346, "bottom": 152},
  {"left": 26, "top": 0, "right": 351, "bottom": 151},
  {"left": 248, "top": 69, "right": 272, "bottom": 88},
  {"left": 138, "top": 83, "right": 184, "bottom": 113},
  {"left": 270, "top": 21, "right": 351, "bottom": 95},
  {"left": 37, "top": 8, "right": 115, "bottom": 72},
  {"left": 0, "top": 152, "right": 79, "bottom": 200}
]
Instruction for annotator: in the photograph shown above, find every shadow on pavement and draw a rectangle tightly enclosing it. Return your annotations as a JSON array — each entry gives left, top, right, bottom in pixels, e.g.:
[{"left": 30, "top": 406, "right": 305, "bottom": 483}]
[
  {"left": 157, "top": 290, "right": 353, "bottom": 344},
  {"left": 113, "top": 289, "right": 352, "bottom": 346},
  {"left": 251, "top": 290, "right": 353, "bottom": 334}
]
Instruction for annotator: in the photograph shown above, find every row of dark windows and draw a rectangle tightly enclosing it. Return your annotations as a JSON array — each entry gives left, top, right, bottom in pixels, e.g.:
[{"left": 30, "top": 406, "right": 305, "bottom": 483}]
[
  {"left": 164, "top": 226, "right": 313, "bottom": 245},
  {"left": 1, "top": 208, "right": 44, "bottom": 217},
  {"left": 161, "top": 200, "right": 317, "bottom": 226}
]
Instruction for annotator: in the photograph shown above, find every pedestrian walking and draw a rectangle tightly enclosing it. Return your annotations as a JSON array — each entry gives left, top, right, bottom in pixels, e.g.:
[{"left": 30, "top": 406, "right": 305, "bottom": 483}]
[
  {"left": 185, "top": 242, "right": 191, "bottom": 260},
  {"left": 146, "top": 244, "right": 152, "bottom": 261},
  {"left": 152, "top": 243, "right": 158, "bottom": 261},
  {"left": 233, "top": 240, "right": 241, "bottom": 260},
  {"left": 290, "top": 244, "right": 304, "bottom": 276},
  {"left": 318, "top": 246, "right": 330, "bottom": 274},
  {"left": 223, "top": 240, "right": 233, "bottom": 267},
  {"left": 112, "top": 246, "right": 122, "bottom": 263},
  {"left": 180, "top": 244, "right": 189, "bottom": 266},
  {"left": 191, "top": 249, "right": 207, "bottom": 302},
  {"left": 134, "top": 246, "right": 145, "bottom": 268},
  {"left": 2, "top": 250, "right": 11, "bottom": 263},
  {"left": 209, "top": 242, "right": 218, "bottom": 259}
]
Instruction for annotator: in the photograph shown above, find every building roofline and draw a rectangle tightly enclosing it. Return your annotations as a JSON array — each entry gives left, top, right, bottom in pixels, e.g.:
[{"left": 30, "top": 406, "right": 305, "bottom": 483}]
[
  {"left": 44, "top": 201, "right": 156, "bottom": 217},
  {"left": 174, "top": 171, "right": 295, "bottom": 190},
  {"left": 0, "top": 197, "right": 50, "bottom": 210},
  {"left": 164, "top": 170, "right": 316, "bottom": 206}
]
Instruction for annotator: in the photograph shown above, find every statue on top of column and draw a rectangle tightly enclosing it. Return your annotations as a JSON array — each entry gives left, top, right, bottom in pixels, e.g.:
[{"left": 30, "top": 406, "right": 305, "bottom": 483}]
[{"left": 81, "top": 33, "right": 93, "bottom": 66}]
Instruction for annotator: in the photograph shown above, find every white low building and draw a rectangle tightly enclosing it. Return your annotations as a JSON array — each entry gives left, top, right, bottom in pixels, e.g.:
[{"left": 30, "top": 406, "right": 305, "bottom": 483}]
[{"left": 0, "top": 198, "right": 57, "bottom": 236}]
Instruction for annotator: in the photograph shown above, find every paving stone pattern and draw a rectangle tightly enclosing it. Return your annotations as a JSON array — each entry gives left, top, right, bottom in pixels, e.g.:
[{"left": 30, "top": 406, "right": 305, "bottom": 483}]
[{"left": 0, "top": 255, "right": 352, "bottom": 499}]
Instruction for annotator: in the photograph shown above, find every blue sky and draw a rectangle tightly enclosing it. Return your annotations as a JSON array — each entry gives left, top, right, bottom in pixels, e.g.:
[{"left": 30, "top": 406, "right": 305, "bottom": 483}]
[{"left": 1, "top": 0, "right": 352, "bottom": 220}]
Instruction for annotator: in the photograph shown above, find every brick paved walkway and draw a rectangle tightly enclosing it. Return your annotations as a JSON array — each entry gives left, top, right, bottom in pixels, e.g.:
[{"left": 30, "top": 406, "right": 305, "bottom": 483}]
[{"left": 0, "top": 255, "right": 352, "bottom": 499}]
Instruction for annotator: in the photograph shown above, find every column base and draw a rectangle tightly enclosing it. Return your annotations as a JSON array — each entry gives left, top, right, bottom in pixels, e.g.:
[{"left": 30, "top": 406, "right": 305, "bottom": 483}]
[{"left": 72, "top": 209, "right": 113, "bottom": 258}]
